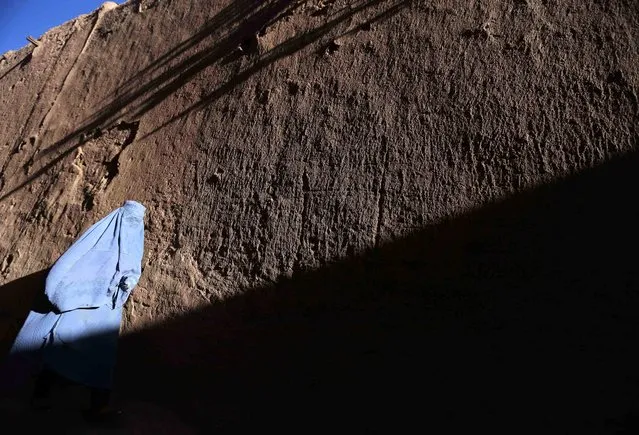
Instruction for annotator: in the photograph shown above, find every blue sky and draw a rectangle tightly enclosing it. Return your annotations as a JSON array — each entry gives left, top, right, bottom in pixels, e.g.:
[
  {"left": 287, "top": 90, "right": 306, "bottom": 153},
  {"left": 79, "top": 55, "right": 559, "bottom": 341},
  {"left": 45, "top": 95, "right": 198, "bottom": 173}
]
[{"left": 0, "top": 0, "right": 124, "bottom": 54}]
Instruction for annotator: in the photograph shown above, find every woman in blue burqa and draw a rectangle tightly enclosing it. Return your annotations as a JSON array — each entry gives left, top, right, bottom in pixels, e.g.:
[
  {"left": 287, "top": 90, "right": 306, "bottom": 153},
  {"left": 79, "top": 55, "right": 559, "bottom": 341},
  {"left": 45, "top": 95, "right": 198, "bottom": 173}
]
[{"left": 8, "top": 200, "right": 145, "bottom": 419}]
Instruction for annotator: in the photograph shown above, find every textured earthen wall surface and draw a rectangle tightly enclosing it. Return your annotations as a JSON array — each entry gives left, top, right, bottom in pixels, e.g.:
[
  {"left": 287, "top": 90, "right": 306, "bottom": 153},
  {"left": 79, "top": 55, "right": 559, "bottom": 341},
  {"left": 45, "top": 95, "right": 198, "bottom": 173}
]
[{"left": 1, "top": 0, "right": 638, "bottom": 432}]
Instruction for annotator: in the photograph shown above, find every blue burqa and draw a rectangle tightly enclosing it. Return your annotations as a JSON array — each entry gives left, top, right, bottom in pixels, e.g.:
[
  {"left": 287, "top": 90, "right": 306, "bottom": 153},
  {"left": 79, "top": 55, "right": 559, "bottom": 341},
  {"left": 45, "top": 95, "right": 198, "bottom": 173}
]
[{"left": 8, "top": 200, "right": 145, "bottom": 389}]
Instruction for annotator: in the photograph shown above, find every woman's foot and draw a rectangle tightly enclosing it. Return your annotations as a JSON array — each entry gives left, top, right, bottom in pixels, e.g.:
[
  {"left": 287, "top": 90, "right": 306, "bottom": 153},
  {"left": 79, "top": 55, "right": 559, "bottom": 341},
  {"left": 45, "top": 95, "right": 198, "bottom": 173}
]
[{"left": 30, "top": 368, "right": 56, "bottom": 411}]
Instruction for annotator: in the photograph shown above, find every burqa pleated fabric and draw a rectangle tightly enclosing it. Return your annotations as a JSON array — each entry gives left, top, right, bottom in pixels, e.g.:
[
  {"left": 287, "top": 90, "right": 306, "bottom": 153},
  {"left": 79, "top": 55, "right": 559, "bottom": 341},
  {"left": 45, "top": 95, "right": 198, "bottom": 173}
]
[{"left": 8, "top": 200, "right": 145, "bottom": 389}]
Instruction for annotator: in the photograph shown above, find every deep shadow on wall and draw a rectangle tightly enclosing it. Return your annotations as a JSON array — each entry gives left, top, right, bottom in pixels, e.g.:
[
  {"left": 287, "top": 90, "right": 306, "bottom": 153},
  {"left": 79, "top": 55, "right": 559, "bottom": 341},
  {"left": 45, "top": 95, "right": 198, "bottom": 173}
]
[
  {"left": 117, "top": 148, "right": 639, "bottom": 433},
  {"left": 1, "top": 149, "right": 639, "bottom": 433}
]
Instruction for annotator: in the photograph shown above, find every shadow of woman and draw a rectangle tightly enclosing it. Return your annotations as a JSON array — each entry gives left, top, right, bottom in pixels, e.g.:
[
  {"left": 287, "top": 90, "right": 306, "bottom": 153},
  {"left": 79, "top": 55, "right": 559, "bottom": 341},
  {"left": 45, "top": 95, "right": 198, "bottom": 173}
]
[{"left": 0, "top": 269, "right": 49, "bottom": 359}]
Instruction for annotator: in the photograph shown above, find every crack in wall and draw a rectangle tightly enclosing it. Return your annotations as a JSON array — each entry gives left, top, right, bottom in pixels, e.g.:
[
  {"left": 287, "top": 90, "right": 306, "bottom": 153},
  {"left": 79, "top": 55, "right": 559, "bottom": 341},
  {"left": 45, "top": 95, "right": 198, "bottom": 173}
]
[
  {"left": 294, "top": 171, "right": 311, "bottom": 270},
  {"left": 373, "top": 137, "right": 389, "bottom": 248},
  {"left": 37, "top": 12, "right": 103, "bottom": 136},
  {"left": 103, "top": 120, "right": 140, "bottom": 188}
]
